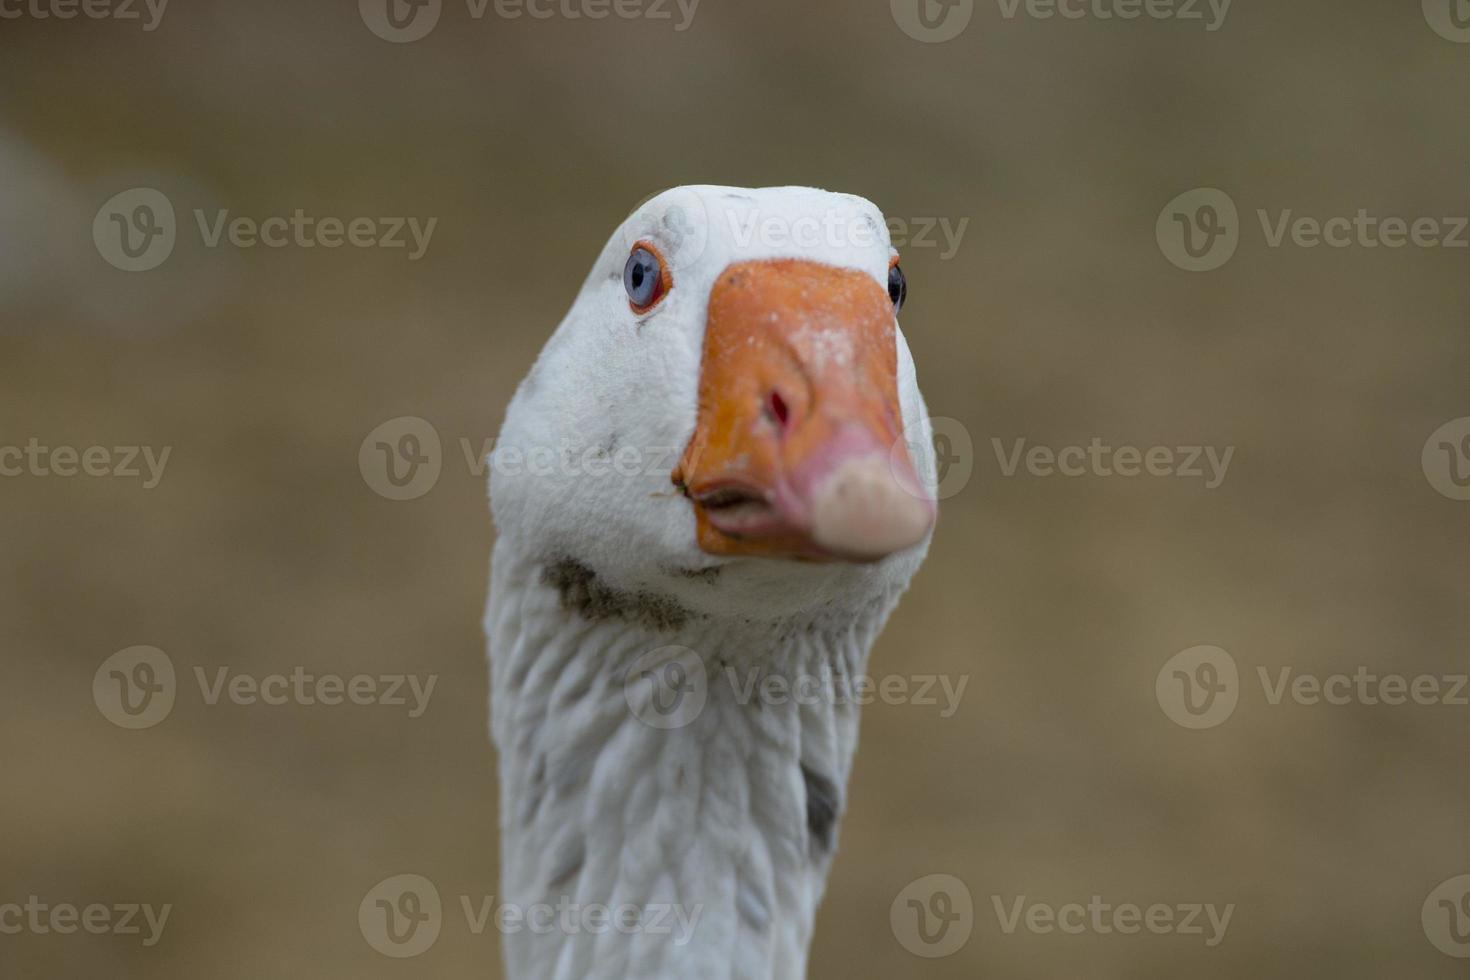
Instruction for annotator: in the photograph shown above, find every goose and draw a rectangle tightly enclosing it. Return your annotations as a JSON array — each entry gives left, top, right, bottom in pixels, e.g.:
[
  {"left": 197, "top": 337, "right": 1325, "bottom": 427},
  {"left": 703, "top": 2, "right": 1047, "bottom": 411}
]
[{"left": 485, "top": 185, "right": 938, "bottom": 979}]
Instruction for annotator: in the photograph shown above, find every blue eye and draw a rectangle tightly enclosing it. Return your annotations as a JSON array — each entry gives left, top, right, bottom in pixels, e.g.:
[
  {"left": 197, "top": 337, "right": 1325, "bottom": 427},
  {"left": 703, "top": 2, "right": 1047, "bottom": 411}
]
[{"left": 624, "top": 245, "right": 668, "bottom": 312}]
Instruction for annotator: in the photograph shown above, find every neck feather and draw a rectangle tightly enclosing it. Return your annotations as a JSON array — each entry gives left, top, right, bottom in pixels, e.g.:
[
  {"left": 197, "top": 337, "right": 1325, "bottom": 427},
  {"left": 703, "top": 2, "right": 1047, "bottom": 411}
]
[{"left": 485, "top": 542, "right": 897, "bottom": 980}]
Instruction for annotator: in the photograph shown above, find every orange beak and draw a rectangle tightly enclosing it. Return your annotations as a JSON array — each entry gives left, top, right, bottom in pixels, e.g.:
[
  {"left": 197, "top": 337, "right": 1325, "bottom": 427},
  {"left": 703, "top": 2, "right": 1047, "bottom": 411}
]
[{"left": 671, "top": 259, "right": 935, "bottom": 563}]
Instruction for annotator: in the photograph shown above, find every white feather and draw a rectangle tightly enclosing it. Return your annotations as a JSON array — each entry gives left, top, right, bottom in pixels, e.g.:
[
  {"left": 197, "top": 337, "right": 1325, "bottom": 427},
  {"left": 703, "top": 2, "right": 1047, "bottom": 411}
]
[{"left": 486, "top": 186, "right": 935, "bottom": 979}]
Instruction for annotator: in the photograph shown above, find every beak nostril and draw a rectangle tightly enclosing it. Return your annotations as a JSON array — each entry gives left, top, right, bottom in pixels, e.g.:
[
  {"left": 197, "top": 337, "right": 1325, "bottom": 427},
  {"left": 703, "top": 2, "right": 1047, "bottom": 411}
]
[{"left": 766, "top": 389, "right": 791, "bottom": 431}]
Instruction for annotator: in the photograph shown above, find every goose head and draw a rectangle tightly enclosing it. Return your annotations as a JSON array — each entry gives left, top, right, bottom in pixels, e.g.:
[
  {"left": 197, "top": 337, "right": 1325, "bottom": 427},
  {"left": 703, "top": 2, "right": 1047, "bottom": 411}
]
[{"left": 490, "top": 185, "right": 937, "bottom": 622}]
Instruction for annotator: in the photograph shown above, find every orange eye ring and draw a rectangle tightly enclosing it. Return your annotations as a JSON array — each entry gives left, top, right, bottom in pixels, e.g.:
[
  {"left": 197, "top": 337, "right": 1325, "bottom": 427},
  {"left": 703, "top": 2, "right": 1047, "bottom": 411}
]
[{"left": 625, "top": 241, "right": 673, "bottom": 314}]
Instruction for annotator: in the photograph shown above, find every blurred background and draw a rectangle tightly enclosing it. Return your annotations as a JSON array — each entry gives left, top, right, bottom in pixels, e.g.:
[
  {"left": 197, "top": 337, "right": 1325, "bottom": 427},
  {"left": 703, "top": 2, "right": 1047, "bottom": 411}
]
[{"left": 3, "top": 0, "right": 1469, "bottom": 976}]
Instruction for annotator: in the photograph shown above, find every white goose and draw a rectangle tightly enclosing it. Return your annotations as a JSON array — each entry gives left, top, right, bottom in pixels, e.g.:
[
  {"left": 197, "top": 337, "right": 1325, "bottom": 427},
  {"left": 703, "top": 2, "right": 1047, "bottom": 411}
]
[{"left": 485, "top": 185, "right": 938, "bottom": 979}]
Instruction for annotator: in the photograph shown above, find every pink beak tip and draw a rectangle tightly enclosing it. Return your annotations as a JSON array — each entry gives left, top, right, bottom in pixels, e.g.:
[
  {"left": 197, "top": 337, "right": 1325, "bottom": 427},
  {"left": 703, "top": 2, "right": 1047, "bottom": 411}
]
[{"left": 807, "top": 453, "right": 936, "bottom": 562}]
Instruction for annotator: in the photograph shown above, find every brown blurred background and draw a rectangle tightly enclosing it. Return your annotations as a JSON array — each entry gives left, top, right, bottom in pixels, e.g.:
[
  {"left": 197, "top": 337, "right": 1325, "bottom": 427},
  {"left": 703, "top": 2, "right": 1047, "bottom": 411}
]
[{"left": 3, "top": 0, "right": 1469, "bottom": 976}]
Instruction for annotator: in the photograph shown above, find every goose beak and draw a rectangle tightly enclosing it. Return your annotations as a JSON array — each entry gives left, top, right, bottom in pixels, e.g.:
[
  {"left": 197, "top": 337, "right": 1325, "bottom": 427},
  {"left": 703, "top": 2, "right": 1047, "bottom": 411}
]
[{"left": 671, "top": 259, "right": 935, "bottom": 563}]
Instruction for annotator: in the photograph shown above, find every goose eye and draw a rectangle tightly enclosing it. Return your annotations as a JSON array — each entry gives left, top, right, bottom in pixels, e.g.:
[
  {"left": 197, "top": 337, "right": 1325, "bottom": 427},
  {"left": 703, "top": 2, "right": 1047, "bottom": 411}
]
[
  {"left": 888, "top": 262, "right": 907, "bottom": 314},
  {"left": 624, "top": 245, "right": 668, "bottom": 312}
]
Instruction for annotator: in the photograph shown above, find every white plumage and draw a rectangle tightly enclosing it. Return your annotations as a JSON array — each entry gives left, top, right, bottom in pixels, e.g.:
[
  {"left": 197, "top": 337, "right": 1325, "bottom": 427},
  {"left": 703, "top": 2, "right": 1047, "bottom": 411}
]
[{"left": 486, "top": 186, "right": 935, "bottom": 979}]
